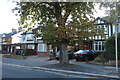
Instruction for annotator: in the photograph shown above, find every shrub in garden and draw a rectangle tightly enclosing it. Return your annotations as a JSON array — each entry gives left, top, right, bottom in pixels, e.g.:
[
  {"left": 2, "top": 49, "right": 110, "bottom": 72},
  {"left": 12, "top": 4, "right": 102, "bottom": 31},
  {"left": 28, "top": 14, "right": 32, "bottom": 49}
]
[{"left": 105, "top": 33, "right": 120, "bottom": 60}]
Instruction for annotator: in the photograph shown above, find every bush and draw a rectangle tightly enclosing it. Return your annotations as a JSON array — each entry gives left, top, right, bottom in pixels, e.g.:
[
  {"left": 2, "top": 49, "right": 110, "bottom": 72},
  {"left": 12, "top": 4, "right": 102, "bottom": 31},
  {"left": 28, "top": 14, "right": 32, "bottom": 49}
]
[{"left": 105, "top": 33, "right": 120, "bottom": 60}]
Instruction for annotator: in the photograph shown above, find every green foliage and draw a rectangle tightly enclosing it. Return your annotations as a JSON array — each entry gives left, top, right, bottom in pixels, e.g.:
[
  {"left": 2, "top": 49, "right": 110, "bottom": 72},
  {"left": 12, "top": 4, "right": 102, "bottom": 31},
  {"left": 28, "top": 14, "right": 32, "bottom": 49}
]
[
  {"left": 3, "top": 54, "right": 26, "bottom": 59},
  {"left": 14, "top": 2, "right": 97, "bottom": 45},
  {"left": 18, "top": 26, "right": 23, "bottom": 31},
  {"left": 99, "top": 2, "right": 120, "bottom": 57},
  {"left": 105, "top": 33, "right": 120, "bottom": 60}
]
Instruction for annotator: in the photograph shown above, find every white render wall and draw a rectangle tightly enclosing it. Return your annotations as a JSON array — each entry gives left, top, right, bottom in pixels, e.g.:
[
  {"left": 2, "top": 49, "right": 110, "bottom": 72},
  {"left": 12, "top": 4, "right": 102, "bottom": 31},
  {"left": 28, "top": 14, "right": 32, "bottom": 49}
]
[
  {"left": 20, "top": 32, "right": 42, "bottom": 44},
  {"left": 21, "top": 33, "right": 34, "bottom": 43},
  {"left": 11, "top": 32, "right": 23, "bottom": 44}
]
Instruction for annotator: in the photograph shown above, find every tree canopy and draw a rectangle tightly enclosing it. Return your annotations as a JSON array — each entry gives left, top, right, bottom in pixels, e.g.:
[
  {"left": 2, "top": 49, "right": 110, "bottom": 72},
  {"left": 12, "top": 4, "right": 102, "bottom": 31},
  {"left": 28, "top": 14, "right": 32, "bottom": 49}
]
[
  {"left": 15, "top": 2, "right": 96, "bottom": 45},
  {"left": 13, "top": 2, "right": 98, "bottom": 64}
]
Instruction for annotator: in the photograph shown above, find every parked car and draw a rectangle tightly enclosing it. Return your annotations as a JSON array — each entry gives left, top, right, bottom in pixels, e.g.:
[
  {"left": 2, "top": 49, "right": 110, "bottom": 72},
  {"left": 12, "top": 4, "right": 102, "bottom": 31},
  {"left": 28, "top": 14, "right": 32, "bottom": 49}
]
[
  {"left": 74, "top": 50, "right": 97, "bottom": 61},
  {"left": 56, "top": 51, "right": 74, "bottom": 60}
]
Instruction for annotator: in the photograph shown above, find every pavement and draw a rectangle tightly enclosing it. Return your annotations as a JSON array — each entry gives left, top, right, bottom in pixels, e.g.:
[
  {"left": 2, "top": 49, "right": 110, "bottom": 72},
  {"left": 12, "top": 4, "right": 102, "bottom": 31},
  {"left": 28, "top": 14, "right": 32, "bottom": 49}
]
[{"left": 2, "top": 55, "right": 120, "bottom": 79}]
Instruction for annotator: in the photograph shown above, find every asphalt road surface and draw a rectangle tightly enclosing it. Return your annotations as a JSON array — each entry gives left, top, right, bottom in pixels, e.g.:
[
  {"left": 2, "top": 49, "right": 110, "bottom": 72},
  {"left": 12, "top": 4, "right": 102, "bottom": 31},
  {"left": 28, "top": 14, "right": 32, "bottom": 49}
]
[
  {"left": 1, "top": 58, "right": 119, "bottom": 80},
  {"left": 2, "top": 64, "right": 70, "bottom": 78},
  {"left": 1, "top": 63, "right": 113, "bottom": 80}
]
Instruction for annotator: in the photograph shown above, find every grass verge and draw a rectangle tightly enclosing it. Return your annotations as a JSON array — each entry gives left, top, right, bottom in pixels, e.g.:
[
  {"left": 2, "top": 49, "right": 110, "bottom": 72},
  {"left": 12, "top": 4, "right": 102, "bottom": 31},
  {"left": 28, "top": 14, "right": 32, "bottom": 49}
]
[{"left": 3, "top": 54, "right": 26, "bottom": 59}]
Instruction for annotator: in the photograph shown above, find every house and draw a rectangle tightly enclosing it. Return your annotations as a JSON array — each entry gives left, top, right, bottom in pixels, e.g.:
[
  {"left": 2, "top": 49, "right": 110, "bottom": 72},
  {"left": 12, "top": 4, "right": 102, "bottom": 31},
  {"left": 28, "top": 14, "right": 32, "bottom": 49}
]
[
  {"left": 0, "top": 27, "right": 53, "bottom": 55},
  {"left": 2, "top": 17, "right": 118, "bottom": 54},
  {"left": 10, "top": 28, "right": 51, "bottom": 55},
  {"left": 1, "top": 29, "right": 17, "bottom": 53},
  {"left": 72, "top": 17, "right": 116, "bottom": 52},
  {"left": 10, "top": 31, "right": 24, "bottom": 54},
  {"left": 11, "top": 31, "right": 23, "bottom": 44},
  {"left": 21, "top": 29, "right": 51, "bottom": 55},
  {"left": 91, "top": 17, "right": 116, "bottom": 52}
]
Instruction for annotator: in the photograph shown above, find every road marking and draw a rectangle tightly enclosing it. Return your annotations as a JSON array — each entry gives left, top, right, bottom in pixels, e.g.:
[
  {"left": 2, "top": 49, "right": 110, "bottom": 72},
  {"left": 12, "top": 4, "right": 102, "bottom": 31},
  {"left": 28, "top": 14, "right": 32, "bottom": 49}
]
[
  {"left": 105, "top": 66, "right": 120, "bottom": 69},
  {"left": 3, "top": 63, "right": 31, "bottom": 69}
]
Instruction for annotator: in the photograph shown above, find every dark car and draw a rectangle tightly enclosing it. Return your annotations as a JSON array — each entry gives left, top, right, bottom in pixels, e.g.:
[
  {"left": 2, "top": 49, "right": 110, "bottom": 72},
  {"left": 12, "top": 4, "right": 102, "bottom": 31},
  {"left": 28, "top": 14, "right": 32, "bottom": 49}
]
[
  {"left": 56, "top": 51, "right": 74, "bottom": 60},
  {"left": 74, "top": 50, "right": 97, "bottom": 61}
]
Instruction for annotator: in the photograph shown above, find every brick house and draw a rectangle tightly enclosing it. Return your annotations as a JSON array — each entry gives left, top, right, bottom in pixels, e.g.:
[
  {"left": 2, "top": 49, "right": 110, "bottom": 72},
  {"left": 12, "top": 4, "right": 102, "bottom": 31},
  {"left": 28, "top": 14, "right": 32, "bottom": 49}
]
[
  {"left": 1, "top": 29, "right": 17, "bottom": 53},
  {"left": 10, "top": 28, "right": 51, "bottom": 55}
]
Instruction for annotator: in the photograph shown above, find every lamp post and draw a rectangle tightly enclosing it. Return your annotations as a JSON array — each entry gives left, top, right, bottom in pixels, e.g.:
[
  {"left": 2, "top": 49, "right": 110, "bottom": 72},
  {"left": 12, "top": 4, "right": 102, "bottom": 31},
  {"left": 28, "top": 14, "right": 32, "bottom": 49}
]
[
  {"left": 115, "top": 2, "right": 120, "bottom": 73},
  {"left": 115, "top": 25, "right": 118, "bottom": 72},
  {"left": 115, "top": 16, "right": 120, "bottom": 74}
]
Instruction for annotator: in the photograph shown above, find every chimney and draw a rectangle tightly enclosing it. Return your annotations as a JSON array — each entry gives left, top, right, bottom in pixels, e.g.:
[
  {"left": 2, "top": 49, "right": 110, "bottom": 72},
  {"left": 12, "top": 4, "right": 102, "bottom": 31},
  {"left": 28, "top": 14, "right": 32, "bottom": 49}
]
[{"left": 12, "top": 29, "right": 17, "bottom": 33}]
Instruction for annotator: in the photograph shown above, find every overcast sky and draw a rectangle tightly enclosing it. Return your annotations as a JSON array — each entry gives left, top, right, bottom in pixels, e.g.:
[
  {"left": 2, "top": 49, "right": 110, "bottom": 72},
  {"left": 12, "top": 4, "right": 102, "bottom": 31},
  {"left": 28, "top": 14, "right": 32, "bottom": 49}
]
[
  {"left": 0, "top": 0, "right": 107, "bottom": 34},
  {"left": 0, "top": 0, "right": 19, "bottom": 34}
]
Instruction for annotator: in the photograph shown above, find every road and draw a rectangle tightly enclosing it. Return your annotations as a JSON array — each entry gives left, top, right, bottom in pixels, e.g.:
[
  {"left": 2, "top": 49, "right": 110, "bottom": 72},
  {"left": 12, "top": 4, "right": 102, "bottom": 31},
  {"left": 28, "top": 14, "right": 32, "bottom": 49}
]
[
  {"left": 1, "top": 58, "right": 119, "bottom": 80},
  {"left": 2, "top": 64, "right": 70, "bottom": 78},
  {"left": 2, "top": 63, "right": 105, "bottom": 79}
]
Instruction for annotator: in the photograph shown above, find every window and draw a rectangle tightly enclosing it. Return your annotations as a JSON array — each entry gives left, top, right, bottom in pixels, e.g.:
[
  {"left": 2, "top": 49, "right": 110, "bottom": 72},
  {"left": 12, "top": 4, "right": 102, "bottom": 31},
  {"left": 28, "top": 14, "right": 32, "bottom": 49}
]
[
  {"left": 93, "top": 41, "right": 105, "bottom": 52},
  {"left": 38, "top": 44, "right": 47, "bottom": 52},
  {"left": 2, "top": 38, "right": 5, "bottom": 42},
  {"left": 102, "top": 45, "right": 105, "bottom": 50},
  {"left": 22, "top": 36, "right": 26, "bottom": 42},
  {"left": 104, "top": 26, "right": 108, "bottom": 34},
  {"left": 28, "top": 44, "right": 35, "bottom": 49},
  {"left": 99, "top": 45, "right": 101, "bottom": 50},
  {"left": 16, "top": 46, "right": 20, "bottom": 49},
  {"left": 27, "top": 34, "right": 34, "bottom": 40},
  {"left": 95, "top": 45, "right": 98, "bottom": 50}
]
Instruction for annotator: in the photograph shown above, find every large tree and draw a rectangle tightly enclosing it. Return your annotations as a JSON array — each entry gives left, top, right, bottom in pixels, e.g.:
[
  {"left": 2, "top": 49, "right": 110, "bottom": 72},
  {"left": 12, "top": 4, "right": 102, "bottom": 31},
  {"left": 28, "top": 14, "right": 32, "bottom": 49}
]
[{"left": 14, "top": 1, "right": 96, "bottom": 64}]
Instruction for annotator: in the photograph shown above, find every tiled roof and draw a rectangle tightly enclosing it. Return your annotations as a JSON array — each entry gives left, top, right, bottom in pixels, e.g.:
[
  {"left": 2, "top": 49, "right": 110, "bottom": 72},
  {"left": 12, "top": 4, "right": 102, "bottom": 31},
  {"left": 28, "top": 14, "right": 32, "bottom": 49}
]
[
  {"left": 21, "top": 28, "right": 39, "bottom": 35},
  {"left": 2, "top": 32, "right": 17, "bottom": 38},
  {"left": 95, "top": 17, "right": 110, "bottom": 25}
]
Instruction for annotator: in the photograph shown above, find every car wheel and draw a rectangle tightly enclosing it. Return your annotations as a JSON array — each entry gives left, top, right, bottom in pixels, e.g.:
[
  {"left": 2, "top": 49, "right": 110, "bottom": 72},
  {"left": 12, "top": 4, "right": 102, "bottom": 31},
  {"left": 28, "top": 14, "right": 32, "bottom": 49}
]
[
  {"left": 76, "top": 59, "right": 83, "bottom": 61},
  {"left": 84, "top": 57, "right": 89, "bottom": 61},
  {"left": 76, "top": 59, "right": 79, "bottom": 61},
  {"left": 91, "top": 57, "right": 95, "bottom": 60},
  {"left": 56, "top": 58, "right": 59, "bottom": 60}
]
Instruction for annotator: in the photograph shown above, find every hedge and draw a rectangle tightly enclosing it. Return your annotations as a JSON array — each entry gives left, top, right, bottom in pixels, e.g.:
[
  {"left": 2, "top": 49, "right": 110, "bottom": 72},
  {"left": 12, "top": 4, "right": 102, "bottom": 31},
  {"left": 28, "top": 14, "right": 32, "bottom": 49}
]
[{"left": 105, "top": 33, "right": 120, "bottom": 60}]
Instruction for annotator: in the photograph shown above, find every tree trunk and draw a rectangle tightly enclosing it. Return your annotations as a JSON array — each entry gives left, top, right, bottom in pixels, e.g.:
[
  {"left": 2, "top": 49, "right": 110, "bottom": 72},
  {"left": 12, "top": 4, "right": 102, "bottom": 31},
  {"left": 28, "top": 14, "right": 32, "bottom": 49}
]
[{"left": 59, "top": 43, "right": 69, "bottom": 64}]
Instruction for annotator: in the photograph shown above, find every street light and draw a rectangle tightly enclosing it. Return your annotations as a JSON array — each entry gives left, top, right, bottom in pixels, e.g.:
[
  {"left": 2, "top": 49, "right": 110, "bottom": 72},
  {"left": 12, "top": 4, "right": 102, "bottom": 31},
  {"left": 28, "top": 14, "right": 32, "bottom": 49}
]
[
  {"left": 115, "top": 1, "right": 120, "bottom": 73},
  {"left": 115, "top": 16, "right": 120, "bottom": 73},
  {"left": 115, "top": 25, "right": 118, "bottom": 72}
]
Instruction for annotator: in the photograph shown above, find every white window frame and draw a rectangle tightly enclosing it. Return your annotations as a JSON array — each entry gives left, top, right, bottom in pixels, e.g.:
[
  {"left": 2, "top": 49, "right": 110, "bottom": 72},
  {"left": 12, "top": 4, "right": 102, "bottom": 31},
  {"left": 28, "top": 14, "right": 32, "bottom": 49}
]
[
  {"left": 28, "top": 44, "right": 35, "bottom": 49},
  {"left": 93, "top": 41, "right": 106, "bottom": 52},
  {"left": 38, "top": 44, "right": 47, "bottom": 52}
]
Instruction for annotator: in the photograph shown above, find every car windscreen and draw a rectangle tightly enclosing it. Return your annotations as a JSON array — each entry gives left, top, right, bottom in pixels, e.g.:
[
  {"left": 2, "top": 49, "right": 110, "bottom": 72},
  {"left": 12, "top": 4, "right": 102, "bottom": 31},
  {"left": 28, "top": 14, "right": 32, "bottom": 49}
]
[
  {"left": 85, "top": 50, "right": 95, "bottom": 53},
  {"left": 76, "top": 50, "right": 85, "bottom": 54},
  {"left": 76, "top": 50, "right": 95, "bottom": 54}
]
